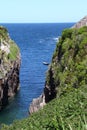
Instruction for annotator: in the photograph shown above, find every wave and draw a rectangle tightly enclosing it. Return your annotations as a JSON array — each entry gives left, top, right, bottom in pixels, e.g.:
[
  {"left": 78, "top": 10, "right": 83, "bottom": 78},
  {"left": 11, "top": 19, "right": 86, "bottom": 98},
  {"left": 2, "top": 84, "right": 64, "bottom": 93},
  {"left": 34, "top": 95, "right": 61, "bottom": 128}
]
[
  {"left": 38, "top": 37, "right": 59, "bottom": 44},
  {"left": 53, "top": 37, "right": 58, "bottom": 41},
  {"left": 52, "top": 36, "right": 61, "bottom": 42}
]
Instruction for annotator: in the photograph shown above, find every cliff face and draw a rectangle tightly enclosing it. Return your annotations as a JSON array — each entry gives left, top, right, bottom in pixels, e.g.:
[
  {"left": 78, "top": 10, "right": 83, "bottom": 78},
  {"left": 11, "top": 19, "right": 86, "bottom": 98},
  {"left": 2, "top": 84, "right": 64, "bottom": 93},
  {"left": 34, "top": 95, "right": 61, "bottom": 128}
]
[
  {"left": 29, "top": 16, "right": 87, "bottom": 114},
  {"left": 0, "top": 26, "right": 20, "bottom": 110},
  {"left": 44, "top": 16, "right": 87, "bottom": 103}
]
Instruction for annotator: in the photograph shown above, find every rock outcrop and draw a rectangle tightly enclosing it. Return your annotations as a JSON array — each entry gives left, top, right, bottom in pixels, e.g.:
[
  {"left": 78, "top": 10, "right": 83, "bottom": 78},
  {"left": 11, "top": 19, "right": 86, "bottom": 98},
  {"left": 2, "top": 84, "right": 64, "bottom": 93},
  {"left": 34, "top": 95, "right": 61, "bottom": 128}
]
[
  {"left": 29, "top": 16, "right": 87, "bottom": 114},
  {"left": 72, "top": 16, "right": 87, "bottom": 28},
  {"left": 0, "top": 26, "right": 20, "bottom": 110},
  {"left": 29, "top": 94, "right": 46, "bottom": 114}
]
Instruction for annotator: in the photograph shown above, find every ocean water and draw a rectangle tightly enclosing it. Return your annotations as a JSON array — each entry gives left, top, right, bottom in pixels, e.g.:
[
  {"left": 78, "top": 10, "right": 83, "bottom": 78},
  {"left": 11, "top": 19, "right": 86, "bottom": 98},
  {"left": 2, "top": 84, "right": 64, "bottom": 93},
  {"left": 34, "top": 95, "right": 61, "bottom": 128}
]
[{"left": 0, "top": 23, "right": 74, "bottom": 125}]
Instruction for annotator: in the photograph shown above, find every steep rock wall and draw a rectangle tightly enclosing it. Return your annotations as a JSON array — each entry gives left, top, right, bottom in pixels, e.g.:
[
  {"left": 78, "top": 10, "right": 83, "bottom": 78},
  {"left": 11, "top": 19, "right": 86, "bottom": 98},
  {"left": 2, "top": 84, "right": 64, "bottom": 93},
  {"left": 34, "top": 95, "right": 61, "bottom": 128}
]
[{"left": 0, "top": 26, "right": 20, "bottom": 110}]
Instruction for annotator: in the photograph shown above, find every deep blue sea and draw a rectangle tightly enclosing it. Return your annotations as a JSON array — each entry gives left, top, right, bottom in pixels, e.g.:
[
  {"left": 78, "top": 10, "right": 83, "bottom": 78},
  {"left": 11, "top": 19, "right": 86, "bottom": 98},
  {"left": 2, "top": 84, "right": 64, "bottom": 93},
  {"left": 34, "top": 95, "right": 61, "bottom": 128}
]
[{"left": 0, "top": 23, "right": 74, "bottom": 125}]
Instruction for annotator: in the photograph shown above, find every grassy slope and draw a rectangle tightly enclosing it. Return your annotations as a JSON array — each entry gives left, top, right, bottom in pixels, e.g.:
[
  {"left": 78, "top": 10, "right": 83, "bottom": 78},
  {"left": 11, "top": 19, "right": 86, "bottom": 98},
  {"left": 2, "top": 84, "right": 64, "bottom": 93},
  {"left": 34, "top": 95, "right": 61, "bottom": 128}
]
[
  {"left": 1, "top": 86, "right": 87, "bottom": 130},
  {"left": 1, "top": 26, "right": 87, "bottom": 130}
]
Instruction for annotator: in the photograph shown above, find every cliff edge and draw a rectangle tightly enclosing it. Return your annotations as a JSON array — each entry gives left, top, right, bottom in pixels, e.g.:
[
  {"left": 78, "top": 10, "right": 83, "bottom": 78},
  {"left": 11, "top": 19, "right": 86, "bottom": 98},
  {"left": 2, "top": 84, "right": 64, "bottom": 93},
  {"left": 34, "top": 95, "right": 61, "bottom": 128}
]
[{"left": 0, "top": 26, "right": 20, "bottom": 110}]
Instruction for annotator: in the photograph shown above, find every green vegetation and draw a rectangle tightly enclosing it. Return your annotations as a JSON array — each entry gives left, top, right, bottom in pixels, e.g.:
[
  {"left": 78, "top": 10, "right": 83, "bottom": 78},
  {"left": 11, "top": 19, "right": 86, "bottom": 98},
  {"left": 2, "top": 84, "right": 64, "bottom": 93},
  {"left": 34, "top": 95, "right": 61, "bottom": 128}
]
[
  {"left": 0, "top": 26, "right": 8, "bottom": 40},
  {"left": 49, "top": 26, "right": 87, "bottom": 95},
  {"left": 8, "top": 40, "right": 19, "bottom": 60},
  {"left": 1, "top": 26, "right": 87, "bottom": 129},
  {"left": 0, "top": 26, "right": 19, "bottom": 60},
  {"left": 1, "top": 86, "right": 87, "bottom": 130}
]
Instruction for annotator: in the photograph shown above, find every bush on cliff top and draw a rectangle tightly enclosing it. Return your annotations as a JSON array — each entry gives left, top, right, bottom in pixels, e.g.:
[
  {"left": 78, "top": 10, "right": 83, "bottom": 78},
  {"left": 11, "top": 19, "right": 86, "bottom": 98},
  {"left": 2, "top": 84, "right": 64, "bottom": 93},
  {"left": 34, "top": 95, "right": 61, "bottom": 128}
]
[
  {"left": 0, "top": 26, "right": 8, "bottom": 40},
  {"left": 0, "top": 26, "right": 19, "bottom": 61}
]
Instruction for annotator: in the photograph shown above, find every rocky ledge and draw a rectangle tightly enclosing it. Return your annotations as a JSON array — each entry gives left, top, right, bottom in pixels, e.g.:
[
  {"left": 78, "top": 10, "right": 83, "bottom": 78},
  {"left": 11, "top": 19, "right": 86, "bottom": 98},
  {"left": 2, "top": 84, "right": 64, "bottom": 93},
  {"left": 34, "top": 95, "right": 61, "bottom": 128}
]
[
  {"left": 0, "top": 26, "right": 20, "bottom": 110},
  {"left": 29, "top": 16, "right": 87, "bottom": 114},
  {"left": 29, "top": 94, "right": 46, "bottom": 114}
]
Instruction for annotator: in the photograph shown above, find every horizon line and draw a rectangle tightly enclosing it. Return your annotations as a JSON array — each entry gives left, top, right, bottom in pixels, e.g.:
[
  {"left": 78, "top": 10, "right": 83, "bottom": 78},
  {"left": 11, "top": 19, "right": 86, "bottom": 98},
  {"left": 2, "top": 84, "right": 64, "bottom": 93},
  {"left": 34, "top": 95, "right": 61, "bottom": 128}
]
[{"left": 0, "top": 22, "right": 75, "bottom": 24}]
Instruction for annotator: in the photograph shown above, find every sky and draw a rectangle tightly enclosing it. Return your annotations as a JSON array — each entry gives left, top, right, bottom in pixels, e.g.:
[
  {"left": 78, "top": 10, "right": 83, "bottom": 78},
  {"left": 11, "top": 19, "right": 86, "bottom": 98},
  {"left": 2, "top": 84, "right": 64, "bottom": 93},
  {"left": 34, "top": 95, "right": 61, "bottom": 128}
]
[{"left": 0, "top": 0, "right": 87, "bottom": 23}]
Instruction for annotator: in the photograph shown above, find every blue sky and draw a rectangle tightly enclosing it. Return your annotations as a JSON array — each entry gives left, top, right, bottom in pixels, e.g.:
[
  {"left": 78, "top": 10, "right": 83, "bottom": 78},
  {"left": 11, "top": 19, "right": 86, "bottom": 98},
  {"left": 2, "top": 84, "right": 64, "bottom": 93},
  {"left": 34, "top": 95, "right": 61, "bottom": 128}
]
[{"left": 0, "top": 0, "right": 87, "bottom": 23}]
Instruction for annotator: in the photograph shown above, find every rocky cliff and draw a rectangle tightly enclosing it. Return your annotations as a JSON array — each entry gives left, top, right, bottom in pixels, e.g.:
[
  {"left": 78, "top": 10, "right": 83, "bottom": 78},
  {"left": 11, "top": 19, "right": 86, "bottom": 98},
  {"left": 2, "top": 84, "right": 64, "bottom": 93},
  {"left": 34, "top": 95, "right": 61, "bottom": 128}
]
[
  {"left": 0, "top": 26, "right": 20, "bottom": 110},
  {"left": 29, "top": 16, "right": 87, "bottom": 114},
  {"left": 72, "top": 16, "right": 87, "bottom": 28}
]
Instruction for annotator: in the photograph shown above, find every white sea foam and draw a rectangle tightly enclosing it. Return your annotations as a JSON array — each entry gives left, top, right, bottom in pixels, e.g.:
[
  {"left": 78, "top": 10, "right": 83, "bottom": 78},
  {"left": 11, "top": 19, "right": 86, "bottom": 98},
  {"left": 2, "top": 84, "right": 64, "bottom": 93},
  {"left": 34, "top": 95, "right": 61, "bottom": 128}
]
[
  {"left": 53, "top": 37, "right": 59, "bottom": 42},
  {"left": 39, "top": 36, "right": 60, "bottom": 44}
]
